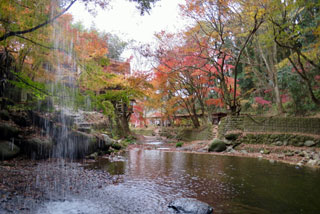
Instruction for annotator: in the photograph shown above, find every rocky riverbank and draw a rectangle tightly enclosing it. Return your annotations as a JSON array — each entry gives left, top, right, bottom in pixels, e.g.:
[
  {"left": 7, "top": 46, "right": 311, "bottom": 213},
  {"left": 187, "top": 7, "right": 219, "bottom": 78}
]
[
  {"left": 163, "top": 140, "right": 320, "bottom": 168},
  {"left": 131, "top": 132, "right": 320, "bottom": 168}
]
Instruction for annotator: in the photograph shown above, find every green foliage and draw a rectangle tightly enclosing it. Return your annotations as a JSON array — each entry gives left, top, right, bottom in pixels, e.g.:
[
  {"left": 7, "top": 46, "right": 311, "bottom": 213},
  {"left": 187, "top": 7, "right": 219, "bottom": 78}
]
[
  {"left": 225, "top": 133, "right": 241, "bottom": 141},
  {"left": 208, "top": 139, "right": 226, "bottom": 152},
  {"left": 123, "top": 135, "right": 137, "bottom": 145},
  {"left": 175, "top": 142, "right": 183, "bottom": 147},
  {"left": 9, "top": 71, "right": 48, "bottom": 100},
  {"left": 101, "top": 100, "right": 115, "bottom": 117},
  {"left": 279, "top": 66, "right": 319, "bottom": 115}
]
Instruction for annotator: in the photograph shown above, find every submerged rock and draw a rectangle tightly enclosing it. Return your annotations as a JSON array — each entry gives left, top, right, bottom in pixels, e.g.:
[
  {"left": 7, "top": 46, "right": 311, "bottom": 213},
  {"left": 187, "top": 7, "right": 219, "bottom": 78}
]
[
  {"left": 168, "top": 198, "right": 213, "bottom": 214},
  {"left": 0, "top": 140, "right": 20, "bottom": 160}
]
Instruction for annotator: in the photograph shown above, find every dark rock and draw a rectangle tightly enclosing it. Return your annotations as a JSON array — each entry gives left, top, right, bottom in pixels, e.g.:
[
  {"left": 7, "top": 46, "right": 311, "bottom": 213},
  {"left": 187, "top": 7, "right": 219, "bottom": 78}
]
[
  {"left": 20, "top": 137, "right": 53, "bottom": 159},
  {"left": 168, "top": 198, "right": 213, "bottom": 214},
  {"left": 64, "top": 131, "right": 100, "bottom": 158},
  {"left": 111, "top": 143, "right": 122, "bottom": 150},
  {"left": 0, "top": 123, "right": 19, "bottom": 140},
  {"left": 0, "top": 110, "right": 10, "bottom": 120},
  {"left": 11, "top": 111, "right": 31, "bottom": 127},
  {"left": 208, "top": 139, "right": 226, "bottom": 152},
  {"left": 88, "top": 152, "right": 98, "bottom": 159},
  {"left": 0, "top": 141, "right": 20, "bottom": 160}
]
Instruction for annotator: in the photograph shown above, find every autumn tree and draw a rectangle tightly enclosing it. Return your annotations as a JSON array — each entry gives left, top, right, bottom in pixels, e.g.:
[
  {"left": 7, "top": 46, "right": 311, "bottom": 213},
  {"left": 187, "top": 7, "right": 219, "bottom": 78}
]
[
  {"left": 242, "top": 23, "right": 286, "bottom": 114},
  {"left": 150, "top": 32, "right": 226, "bottom": 127},
  {"left": 269, "top": 0, "right": 320, "bottom": 107},
  {"left": 180, "top": 0, "right": 267, "bottom": 114}
]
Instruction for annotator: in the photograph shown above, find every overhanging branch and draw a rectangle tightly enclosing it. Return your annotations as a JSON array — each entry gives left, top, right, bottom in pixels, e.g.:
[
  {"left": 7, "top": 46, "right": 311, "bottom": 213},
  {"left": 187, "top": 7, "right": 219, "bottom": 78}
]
[{"left": 0, "top": 0, "right": 77, "bottom": 42}]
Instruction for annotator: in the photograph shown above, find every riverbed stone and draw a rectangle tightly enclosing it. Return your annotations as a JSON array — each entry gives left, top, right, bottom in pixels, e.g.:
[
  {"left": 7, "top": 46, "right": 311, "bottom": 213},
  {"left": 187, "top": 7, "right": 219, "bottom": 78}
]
[
  {"left": 88, "top": 152, "right": 98, "bottom": 159},
  {"left": 168, "top": 198, "right": 213, "bottom": 214},
  {"left": 307, "top": 159, "right": 319, "bottom": 166},
  {"left": 304, "top": 140, "right": 316, "bottom": 147},
  {"left": 208, "top": 139, "right": 226, "bottom": 152},
  {"left": 102, "top": 134, "right": 116, "bottom": 147},
  {"left": 0, "top": 141, "right": 20, "bottom": 160}
]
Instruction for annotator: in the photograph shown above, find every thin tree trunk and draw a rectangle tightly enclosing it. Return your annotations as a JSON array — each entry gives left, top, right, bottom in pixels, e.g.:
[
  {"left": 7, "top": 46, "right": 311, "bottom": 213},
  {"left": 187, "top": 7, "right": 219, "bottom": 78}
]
[{"left": 258, "top": 41, "right": 284, "bottom": 114}]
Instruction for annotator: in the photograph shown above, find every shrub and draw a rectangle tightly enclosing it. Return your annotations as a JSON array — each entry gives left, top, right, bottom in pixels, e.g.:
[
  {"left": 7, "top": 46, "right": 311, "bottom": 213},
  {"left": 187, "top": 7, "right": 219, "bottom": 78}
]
[
  {"left": 176, "top": 142, "right": 184, "bottom": 147},
  {"left": 225, "top": 133, "right": 241, "bottom": 141},
  {"left": 208, "top": 139, "right": 226, "bottom": 152}
]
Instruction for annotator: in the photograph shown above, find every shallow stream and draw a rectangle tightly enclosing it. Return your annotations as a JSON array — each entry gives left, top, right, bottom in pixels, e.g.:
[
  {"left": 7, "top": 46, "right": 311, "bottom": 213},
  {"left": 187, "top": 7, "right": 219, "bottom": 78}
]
[{"left": 37, "top": 148, "right": 320, "bottom": 214}]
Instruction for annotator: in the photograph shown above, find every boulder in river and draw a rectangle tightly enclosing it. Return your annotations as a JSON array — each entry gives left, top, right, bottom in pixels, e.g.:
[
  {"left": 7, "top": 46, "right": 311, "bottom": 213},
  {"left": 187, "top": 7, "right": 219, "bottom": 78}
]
[
  {"left": 208, "top": 139, "right": 226, "bottom": 152},
  {"left": 168, "top": 198, "right": 213, "bottom": 214},
  {"left": 0, "top": 140, "right": 20, "bottom": 160}
]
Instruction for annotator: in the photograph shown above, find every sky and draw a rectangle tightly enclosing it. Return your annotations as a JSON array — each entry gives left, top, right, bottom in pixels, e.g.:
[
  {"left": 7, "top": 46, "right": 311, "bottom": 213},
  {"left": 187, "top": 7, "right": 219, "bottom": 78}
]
[{"left": 69, "top": 0, "right": 189, "bottom": 70}]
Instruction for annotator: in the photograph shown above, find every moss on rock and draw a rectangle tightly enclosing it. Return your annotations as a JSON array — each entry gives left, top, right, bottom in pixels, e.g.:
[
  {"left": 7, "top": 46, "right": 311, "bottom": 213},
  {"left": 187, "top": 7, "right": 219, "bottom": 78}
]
[{"left": 208, "top": 139, "right": 227, "bottom": 152}]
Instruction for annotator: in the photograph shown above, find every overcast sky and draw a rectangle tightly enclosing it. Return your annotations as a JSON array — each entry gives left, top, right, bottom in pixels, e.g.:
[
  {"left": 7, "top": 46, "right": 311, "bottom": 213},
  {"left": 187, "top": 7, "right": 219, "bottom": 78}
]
[{"left": 69, "top": 0, "right": 189, "bottom": 70}]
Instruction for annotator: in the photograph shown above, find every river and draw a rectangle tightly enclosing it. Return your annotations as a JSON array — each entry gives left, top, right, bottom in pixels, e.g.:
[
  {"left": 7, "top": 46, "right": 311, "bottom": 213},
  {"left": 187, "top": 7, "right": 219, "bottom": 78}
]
[{"left": 35, "top": 147, "right": 320, "bottom": 214}]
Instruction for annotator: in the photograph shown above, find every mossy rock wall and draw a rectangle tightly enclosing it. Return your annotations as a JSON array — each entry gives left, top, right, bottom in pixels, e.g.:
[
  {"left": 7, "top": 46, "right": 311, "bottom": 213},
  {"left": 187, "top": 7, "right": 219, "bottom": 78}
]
[
  {"left": 219, "top": 116, "right": 320, "bottom": 137},
  {"left": 239, "top": 133, "right": 320, "bottom": 147},
  {"left": 243, "top": 117, "right": 320, "bottom": 134},
  {"left": 218, "top": 116, "right": 320, "bottom": 146}
]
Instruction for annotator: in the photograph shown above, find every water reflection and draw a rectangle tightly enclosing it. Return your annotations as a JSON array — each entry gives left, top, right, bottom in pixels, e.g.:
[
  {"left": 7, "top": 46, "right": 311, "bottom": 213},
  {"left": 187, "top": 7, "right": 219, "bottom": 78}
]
[{"left": 94, "top": 149, "right": 320, "bottom": 214}]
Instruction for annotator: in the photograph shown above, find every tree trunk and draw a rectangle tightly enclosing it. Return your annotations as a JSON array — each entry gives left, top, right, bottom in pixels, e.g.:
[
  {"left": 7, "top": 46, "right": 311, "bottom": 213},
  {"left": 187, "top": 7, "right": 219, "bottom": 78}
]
[
  {"left": 191, "top": 104, "right": 200, "bottom": 128},
  {"left": 113, "top": 101, "right": 131, "bottom": 137},
  {"left": 258, "top": 41, "right": 284, "bottom": 114}
]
